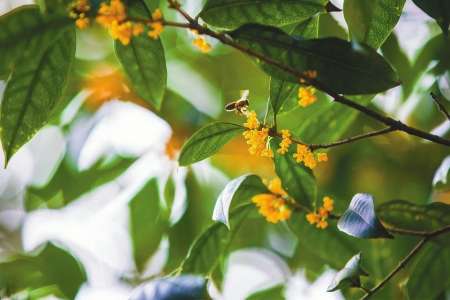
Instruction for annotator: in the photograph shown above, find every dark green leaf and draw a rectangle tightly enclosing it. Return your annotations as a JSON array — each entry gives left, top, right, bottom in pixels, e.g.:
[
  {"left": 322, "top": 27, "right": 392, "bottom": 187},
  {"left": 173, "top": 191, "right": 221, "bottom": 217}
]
[
  {"left": 269, "top": 17, "right": 319, "bottom": 116},
  {"left": 0, "top": 5, "right": 72, "bottom": 79},
  {"left": 271, "top": 138, "right": 316, "bottom": 209},
  {"left": 115, "top": 34, "right": 167, "bottom": 110},
  {"left": 338, "top": 193, "right": 393, "bottom": 239},
  {"left": 199, "top": 0, "right": 327, "bottom": 30},
  {"left": 130, "top": 275, "right": 207, "bottom": 300},
  {"left": 129, "top": 178, "right": 169, "bottom": 272},
  {"left": 288, "top": 213, "right": 358, "bottom": 269},
  {"left": 229, "top": 24, "right": 399, "bottom": 94},
  {"left": 0, "top": 26, "right": 75, "bottom": 165},
  {"left": 407, "top": 244, "right": 450, "bottom": 300},
  {"left": 178, "top": 122, "right": 244, "bottom": 166},
  {"left": 377, "top": 200, "right": 450, "bottom": 232},
  {"left": 181, "top": 204, "right": 253, "bottom": 275},
  {"left": 246, "top": 284, "right": 284, "bottom": 300},
  {"left": 0, "top": 242, "right": 86, "bottom": 299},
  {"left": 344, "top": 0, "right": 406, "bottom": 49},
  {"left": 25, "top": 156, "right": 135, "bottom": 211},
  {"left": 412, "top": 0, "right": 450, "bottom": 35},
  {"left": 213, "top": 174, "right": 268, "bottom": 228},
  {"left": 327, "top": 253, "right": 368, "bottom": 292}
]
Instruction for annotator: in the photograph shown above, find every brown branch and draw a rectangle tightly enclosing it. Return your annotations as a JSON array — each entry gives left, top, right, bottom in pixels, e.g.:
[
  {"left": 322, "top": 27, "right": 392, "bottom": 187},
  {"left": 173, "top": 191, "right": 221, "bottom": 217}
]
[
  {"left": 360, "top": 225, "right": 450, "bottom": 300},
  {"left": 163, "top": 1, "right": 450, "bottom": 147},
  {"left": 430, "top": 92, "right": 450, "bottom": 121}
]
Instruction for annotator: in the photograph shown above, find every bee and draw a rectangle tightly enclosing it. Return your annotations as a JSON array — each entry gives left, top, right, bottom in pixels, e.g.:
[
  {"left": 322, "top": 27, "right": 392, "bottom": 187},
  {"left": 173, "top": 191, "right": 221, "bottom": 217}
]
[{"left": 225, "top": 90, "right": 249, "bottom": 114}]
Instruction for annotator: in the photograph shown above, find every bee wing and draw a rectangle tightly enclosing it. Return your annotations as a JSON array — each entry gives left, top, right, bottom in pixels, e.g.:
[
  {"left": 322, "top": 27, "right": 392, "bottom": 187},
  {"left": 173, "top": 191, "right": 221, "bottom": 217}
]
[
  {"left": 225, "top": 102, "right": 237, "bottom": 111},
  {"left": 240, "top": 89, "right": 249, "bottom": 100}
]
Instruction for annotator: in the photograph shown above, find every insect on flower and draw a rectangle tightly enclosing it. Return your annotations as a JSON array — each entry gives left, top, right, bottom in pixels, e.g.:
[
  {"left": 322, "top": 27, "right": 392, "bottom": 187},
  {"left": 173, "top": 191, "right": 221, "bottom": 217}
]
[{"left": 225, "top": 90, "right": 250, "bottom": 115}]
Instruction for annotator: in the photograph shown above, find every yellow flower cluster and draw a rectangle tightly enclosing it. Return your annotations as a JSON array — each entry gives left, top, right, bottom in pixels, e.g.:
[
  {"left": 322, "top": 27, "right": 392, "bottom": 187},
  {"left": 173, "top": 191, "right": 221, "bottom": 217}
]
[
  {"left": 69, "top": 0, "right": 164, "bottom": 44},
  {"left": 293, "top": 145, "right": 327, "bottom": 169},
  {"left": 277, "top": 129, "right": 292, "bottom": 155},
  {"left": 69, "top": 0, "right": 91, "bottom": 29},
  {"left": 243, "top": 128, "right": 273, "bottom": 158},
  {"left": 298, "top": 86, "right": 317, "bottom": 108},
  {"left": 306, "top": 196, "right": 334, "bottom": 229},
  {"left": 148, "top": 9, "right": 164, "bottom": 39},
  {"left": 242, "top": 111, "right": 273, "bottom": 158},
  {"left": 191, "top": 30, "right": 212, "bottom": 53},
  {"left": 252, "top": 178, "right": 292, "bottom": 223},
  {"left": 95, "top": 0, "right": 147, "bottom": 45}
]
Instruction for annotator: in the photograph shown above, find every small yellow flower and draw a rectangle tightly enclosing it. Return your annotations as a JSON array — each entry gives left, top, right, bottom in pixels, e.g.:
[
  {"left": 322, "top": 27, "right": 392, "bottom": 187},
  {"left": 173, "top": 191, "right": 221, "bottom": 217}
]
[
  {"left": 152, "top": 8, "right": 163, "bottom": 21},
  {"left": 293, "top": 145, "right": 329, "bottom": 169},
  {"left": 193, "top": 37, "right": 212, "bottom": 53},
  {"left": 75, "top": 14, "right": 89, "bottom": 29},
  {"left": 244, "top": 111, "right": 260, "bottom": 130},
  {"left": 96, "top": 0, "right": 127, "bottom": 28},
  {"left": 306, "top": 212, "right": 320, "bottom": 224},
  {"left": 252, "top": 178, "right": 292, "bottom": 224},
  {"left": 147, "top": 9, "right": 164, "bottom": 39},
  {"left": 109, "top": 21, "right": 134, "bottom": 45},
  {"left": 317, "top": 152, "right": 328, "bottom": 162},
  {"left": 243, "top": 127, "right": 272, "bottom": 157},
  {"left": 277, "top": 129, "right": 292, "bottom": 155},
  {"left": 298, "top": 86, "right": 317, "bottom": 108},
  {"left": 148, "top": 22, "right": 164, "bottom": 39},
  {"left": 133, "top": 23, "right": 144, "bottom": 36},
  {"left": 306, "top": 196, "right": 334, "bottom": 229},
  {"left": 267, "top": 178, "right": 287, "bottom": 197},
  {"left": 316, "top": 219, "right": 328, "bottom": 229},
  {"left": 323, "top": 196, "right": 334, "bottom": 212}
]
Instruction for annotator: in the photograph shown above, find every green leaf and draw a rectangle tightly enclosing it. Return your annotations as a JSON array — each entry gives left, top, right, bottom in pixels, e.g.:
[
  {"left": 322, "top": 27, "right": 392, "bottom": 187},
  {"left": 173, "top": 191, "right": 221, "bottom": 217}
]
[
  {"left": 130, "top": 275, "right": 207, "bottom": 300},
  {"left": 0, "top": 5, "right": 72, "bottom": 79},
  {"left": 327, "top": 253, "right": 368, "bottom": 292},
  {"left": 377, "top": 200, "right": 450, "bottom": 232},
  {"left": 269, "top": 17, "right": 319, "bottom": 116},
  {"left": 271, "top": 138, "right": 316, "bottom": 209},
  {"left": 178, "top": 122, "right": 244, "bottom": 166},
  {"left": 281, "top": 95, "right": 373, "bottom": 144},
  {"left": 407, "top": 244, "right": 450, "bottom": 300},
  {"left": 143, "top": 0, "right": 160, "bottom": 11},
  {"left": 213, "top": 174, "right": 268, "bottom": 228},
  {"left": 181, "top": 204, "right": 253, "bottom": 275},
  {"left": 412, "top": 0, "right": 450, "bottom": 35},
  {"left": 381, "top": 33, "right": 414, "bottom": 99},
  {"left": 344, "top": 0, "right": 406, "bottom": 49},
  {"left": 0, "top": 26, "right": 75, "bottom": 165},
  {"left": 288, "top": 213, "right": 358, "bottom": 269},
  {"left": 246, "top": 284, "right": 285, "bottom": 300},
  {"left": 229, "top": 24, "right": 399, "bottom": 94},
  {"left": 25, "top": 156, "right": 135, "bottom": 211},
  {"left": 338, "top": 193, "right": 393, "bottom": 239},
  {"left": 115, "top": 34, "right": 167, "bottom": 110},
  {"left": 199, "top": 0, "right": 328, "bottom": 30},
  {"left": 129, "top": 178, "right": 169, "bottom": 272},
  {"left": 0, "top": 242, "right": 86, "bottom": 299}
]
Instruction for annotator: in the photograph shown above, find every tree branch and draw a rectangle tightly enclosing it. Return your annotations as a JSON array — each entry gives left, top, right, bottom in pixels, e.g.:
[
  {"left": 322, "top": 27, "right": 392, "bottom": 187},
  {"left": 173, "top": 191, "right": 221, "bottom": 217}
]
[
  {"left": 164, "top": 1, "right": 450, "bottom": 147},
  {"left": 360, "top": 225, "right": 450, "bottom": 300},
  {"left": 430, "top": 92, "right": 450, "bottom": 121}
]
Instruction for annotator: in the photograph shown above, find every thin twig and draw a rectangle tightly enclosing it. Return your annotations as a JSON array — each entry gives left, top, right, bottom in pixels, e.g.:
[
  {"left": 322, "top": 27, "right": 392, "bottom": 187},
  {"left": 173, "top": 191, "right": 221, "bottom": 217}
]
[
  {"left": 360, "top": 225, "right": 450, "bottom": 300},
  {"left": 430, "top": 92, "right": 450, "bottom": 121},
  {"left": 309, "top": 127, "right": 396, "bottom": 150},
  {"left": 163, "top": 1, "right": 450, "bottom": 147}
]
